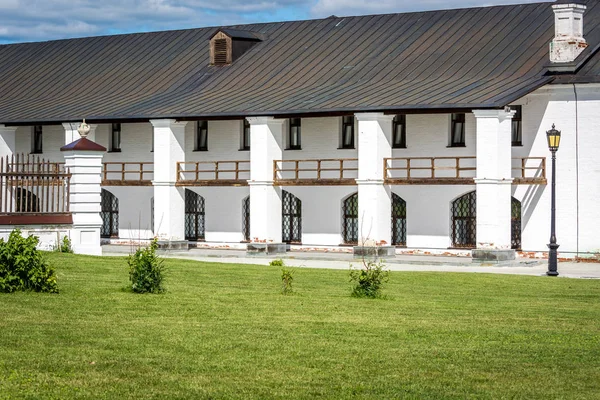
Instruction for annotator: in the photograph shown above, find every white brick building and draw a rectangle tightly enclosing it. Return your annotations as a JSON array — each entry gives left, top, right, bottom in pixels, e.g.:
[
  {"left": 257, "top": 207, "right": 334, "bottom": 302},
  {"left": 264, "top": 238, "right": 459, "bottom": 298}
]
[{"left": 0, "top": 1, "right": 598, "bottom": 259}]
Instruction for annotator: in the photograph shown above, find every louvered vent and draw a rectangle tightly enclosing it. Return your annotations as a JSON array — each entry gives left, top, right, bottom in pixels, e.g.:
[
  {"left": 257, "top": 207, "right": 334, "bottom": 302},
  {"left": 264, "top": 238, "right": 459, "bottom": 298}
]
[{"left": 214, "top": 39, "right": 228, "bottom": 65}]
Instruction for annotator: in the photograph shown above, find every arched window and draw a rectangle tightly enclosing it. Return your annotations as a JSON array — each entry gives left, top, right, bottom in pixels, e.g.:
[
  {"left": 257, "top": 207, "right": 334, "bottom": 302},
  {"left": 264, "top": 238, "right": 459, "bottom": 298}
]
[
  {"left": 101, "top": 189, "right": 119, "bottom": 238},
  {"left": 451, "top": 191, "right": 476, "bottom": 248},
  {"left": 242, "top": 195, "right": 250, "bottom": 242},
  {"left": 185, "top": 189, "right": 205, "bottom": 241},
  {"left": 282, "top": 190, "right": 301, "bottom": 244},
  {"left": 511, "top": 197, "right": 522, "bottom": 250},
  {"left": 15, "top": 188, "right": 39, "bottom": 212},
  {"left": 391, "top": 193, "right": 407, "bottom": 246},
  {"left": 342, "top": 192, "right": 359, "bottom": 245}
]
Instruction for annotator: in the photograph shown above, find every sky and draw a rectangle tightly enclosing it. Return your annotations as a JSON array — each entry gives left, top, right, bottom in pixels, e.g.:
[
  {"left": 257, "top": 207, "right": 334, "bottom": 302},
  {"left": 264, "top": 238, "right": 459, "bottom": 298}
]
[{"left": 0, "top": 0, "right": 554, "bottom": 44}]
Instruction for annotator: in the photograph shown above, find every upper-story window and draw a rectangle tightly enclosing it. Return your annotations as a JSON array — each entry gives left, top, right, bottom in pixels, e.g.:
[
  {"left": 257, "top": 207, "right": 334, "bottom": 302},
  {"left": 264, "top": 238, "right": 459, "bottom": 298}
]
[
  {"left": 340, "top": 116, "right": 355, "bottom": 149},
  {"left": 511, "top": 106, "right": 522, "bottom": 146},
  {"left": 449, "top": 113, "right": 466, "bottom": 147},
  {"left": 195, "top": 120, "right": 208, "bottom": 151},
  {"left": 31, "top": 125, "right": 43, "bottom": 154},
  {"left": 393, "top": 114, "right": 407, "bottom": 149},
  {"left": 288, "top": 118, "right": 301, "bottom": 150},
  {"left": 109, "top": 123, "right": 121, "bottom": 152},
  {"left": 241, "top": 120, "right": 250, "bottom": 151}
]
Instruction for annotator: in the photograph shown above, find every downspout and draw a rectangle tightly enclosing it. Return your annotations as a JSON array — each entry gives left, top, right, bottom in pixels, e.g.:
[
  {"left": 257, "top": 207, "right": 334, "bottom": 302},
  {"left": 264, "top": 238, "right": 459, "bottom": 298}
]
[{"left": 573, "top": 83, "right": 579, "bottom": 258}]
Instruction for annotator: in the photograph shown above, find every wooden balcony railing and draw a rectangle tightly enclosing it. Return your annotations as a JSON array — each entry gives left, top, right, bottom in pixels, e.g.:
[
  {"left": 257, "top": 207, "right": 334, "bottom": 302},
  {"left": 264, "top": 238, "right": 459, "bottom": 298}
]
[
  {"left": 176, "top": 161, "right": 250, "bottom": 186},
  {"left": 102, "top": 162, "right": 153, "bottom": 186},
  {"left": 273, "top": 159, "right": 358, "bottom": 185},
  {"left": 384, "top": 157, "right": 547, "bottom": 185}
]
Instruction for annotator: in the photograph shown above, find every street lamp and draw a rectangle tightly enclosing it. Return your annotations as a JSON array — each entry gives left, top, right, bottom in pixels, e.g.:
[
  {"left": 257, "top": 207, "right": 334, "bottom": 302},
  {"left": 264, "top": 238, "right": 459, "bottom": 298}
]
[{"left": 546, "top": 124, "right": 561, "bottom": 277}]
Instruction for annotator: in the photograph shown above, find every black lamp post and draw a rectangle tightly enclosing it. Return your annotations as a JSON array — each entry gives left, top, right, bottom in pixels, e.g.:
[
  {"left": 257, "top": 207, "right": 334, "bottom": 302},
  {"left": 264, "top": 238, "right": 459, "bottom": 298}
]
[{"left": 546, "top": 124, "right": 561, "bottom": 277}]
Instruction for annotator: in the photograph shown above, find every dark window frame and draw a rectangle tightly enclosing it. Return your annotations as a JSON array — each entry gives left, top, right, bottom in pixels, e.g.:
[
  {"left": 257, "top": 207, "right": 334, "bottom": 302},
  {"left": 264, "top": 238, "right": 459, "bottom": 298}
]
[
  {"left": 195, "top": 120, "right": 209, "bottom": 151},
  {"left": 511, "top": 106, "right": 523, "bottom": 146},
  {"left": 287, "top": 118, "right": 302, "bottom": 150},
  {"left": 392, "top": 114, "right": 407, "bottom": 149},
  {"left": 240, "top": 120, "right": 250, "bottom": 151},
  {"left": 109, "top": 123, "right": 121, "bottom": 152},
  {"left": 340, "top": 116, "right": 355, "bottom": 149},
  {"left": 449, "top": 113, "right": 466, "bottom": 147},
  {"left": 31, "top": 125, "right": 43, "bottom": 154}
]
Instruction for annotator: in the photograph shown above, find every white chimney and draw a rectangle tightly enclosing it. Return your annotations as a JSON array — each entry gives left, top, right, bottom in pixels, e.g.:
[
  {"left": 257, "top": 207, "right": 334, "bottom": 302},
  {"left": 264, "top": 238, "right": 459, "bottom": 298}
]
[{"left": 550, "top": 3, "right": 587, "bottom": 63}]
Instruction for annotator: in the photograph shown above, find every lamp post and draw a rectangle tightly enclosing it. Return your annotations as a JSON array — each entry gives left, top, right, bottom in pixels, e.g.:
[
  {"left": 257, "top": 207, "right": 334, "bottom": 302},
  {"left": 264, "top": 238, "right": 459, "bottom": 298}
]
[{"left": 546, "top": 124, "right": 561, "bottom": 277}]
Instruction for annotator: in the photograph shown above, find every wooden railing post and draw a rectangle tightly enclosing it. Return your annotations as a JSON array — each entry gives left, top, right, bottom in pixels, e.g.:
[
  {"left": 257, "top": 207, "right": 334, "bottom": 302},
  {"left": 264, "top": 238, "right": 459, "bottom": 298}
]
[
  {"left": 455, "top": 157, "right": 460, "bottom": 178},
  {"left": 339, "top": 159, "right": 344, "bottom": 179},
  {"left": 215, "top": 161, "right": 219, "bottom": 180},
  {"left": 406, "top": 159, "right": 411, "bottom": 179},
  {"left": 295, "top": 160, "right": 299, "bottom": 180},
  {"left": 317, "top": 160, "right": 322, "bottom": 180}
]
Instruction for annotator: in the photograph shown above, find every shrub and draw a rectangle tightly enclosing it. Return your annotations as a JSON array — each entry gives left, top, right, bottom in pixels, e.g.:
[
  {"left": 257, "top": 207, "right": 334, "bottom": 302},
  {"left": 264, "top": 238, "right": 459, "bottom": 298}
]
[
  {"left": 349, "top": 260, "right": 389, "bottom": 299},
  {"left": 127, "top": 239, "right": 166, "bottom": 294},
  {"left": 0, "top": 229, "right": 58, "bottom": 293},
  {"left": 281, "top": 267, "right": 294, "bottom": 295},
  {"left": 54, "top": 235, "right": 73, "bottom": 253},
  {"left": 269, "top": 259, "right": 285, "bottom": 267}
]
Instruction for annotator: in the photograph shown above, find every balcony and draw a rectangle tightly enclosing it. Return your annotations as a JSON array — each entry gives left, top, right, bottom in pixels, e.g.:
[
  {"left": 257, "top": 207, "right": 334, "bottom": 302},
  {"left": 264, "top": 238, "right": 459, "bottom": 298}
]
[
  {"left": 176, "top": 161, "right": 250, "bottom": 186},
  {"left": 273, "top": 159, "right": 358, "bottom": 186},
  {"left": 102, "top": 162, "right": 153, "bottom": 186}
]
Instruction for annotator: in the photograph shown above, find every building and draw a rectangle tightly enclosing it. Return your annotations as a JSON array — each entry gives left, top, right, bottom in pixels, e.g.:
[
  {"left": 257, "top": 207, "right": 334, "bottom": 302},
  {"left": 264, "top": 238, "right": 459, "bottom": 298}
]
[{"left": 0, "top": 1, "right": 598, "bottom": 259}]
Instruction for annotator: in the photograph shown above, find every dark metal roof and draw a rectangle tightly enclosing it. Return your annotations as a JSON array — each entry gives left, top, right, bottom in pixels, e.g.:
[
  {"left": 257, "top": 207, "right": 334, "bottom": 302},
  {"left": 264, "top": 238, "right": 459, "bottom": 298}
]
[
  {"left": 216, "top": 28, "right": 262, "bottom": 40},
  {"left": 1, "top": 1, "right": 599, "bottom": 124}
]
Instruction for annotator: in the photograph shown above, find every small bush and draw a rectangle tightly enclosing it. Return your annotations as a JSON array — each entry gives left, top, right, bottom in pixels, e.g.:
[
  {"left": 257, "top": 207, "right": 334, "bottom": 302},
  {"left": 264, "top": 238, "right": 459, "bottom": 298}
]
[
  {"left": 349, "top": 260, "right": 389, "bottom": 299},
  {"left": 269, "top": 259, "right": 285, "bottom": 267},
  {"left": 127, "top": 239, "right": 165, "bottom": 294},
  {"left": 0, "top": 229, "right": 58, "bottom": 293},
  {"left": 281, "top": 267, "right": 294, "bottom": 295},
  {"left": 54, "top": 235, "right": 73, "bottom": 253}
]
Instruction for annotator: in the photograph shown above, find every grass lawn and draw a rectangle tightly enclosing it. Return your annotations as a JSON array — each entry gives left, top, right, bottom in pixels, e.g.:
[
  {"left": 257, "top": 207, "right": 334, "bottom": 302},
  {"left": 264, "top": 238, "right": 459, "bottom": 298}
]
[{"left": 0, "top": 253, "right": 599, "bottom": 399}]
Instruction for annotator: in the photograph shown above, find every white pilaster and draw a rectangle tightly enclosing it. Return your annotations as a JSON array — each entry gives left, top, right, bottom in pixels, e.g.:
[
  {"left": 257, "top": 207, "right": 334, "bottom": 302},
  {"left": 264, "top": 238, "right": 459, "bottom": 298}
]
[
  {"left": 62, "top": 148, "right": 105, "bottom": 256},
  {"left": 0, "top": 125, "right": 17, "bottom": 157},
  {"left": 247, "top": 116, "right": 284, "bottom": 243},
  {"left": 473, "top": 109, "right": 514, "bottom": 250},
  {"left": 356, "top": 113, "right": 394, "bottom": 245},
  {"left": 63, "top": 122, "right": 98, "bottom": 144},
  {"left": 150, "top": 119, "right": 187, "bottom": 241}
]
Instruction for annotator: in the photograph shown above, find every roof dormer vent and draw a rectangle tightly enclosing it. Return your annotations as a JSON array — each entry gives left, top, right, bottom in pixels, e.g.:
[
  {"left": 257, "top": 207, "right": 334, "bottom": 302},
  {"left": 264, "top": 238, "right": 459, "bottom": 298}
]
[
  {"left": 550, "top": 2, "right": 588, "bottom": 63},
  {"left": 210, "top": 28, "right": 262, "bottom": 66}
]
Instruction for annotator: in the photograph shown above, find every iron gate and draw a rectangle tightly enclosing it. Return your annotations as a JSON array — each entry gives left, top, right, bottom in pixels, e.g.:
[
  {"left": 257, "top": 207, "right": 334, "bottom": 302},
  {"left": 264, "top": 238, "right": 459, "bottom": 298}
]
[
  {"left": 282, "top": 190, "right": 301, "bottom": 243},
  {"left": 185, "top": 189, "right": 205, "bottom": 241},
  {"left": 342, "top": 193, "right": 359, "bottom": 244},
  {"left": 451, "top": 191, "right": 476, "bottom": 248},
  {"left": 242, "top": 196, "right": 250, "bottom": 242},
  {"left": 101, "top": 189, "right": 119, "bottom": 238},
  {"left": 391, "top": 193, "right": 407, "bottom": 246},
  {"left": 511, "top": 197, "right": 522, "bottom": 250}
]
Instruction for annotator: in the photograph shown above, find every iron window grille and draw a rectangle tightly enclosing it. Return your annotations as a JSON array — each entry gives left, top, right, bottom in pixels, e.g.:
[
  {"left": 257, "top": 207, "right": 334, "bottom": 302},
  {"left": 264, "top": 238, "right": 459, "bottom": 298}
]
[
  {"left": 341, "top": 116, "right": 355, "bottom": 149},
  {"left": 185, "top": 189, "right": 205, "bottom": 241},
  {"left": 342, "top": 193, "right": 359, "bottom": 244},
  {"left": 451, "top": 191, "right": 476, "bottom": 248},
  {"left": 282, "top": 190, "right": 301, "bottom": 243},
  {"left": 450, "top": 113, "right": 466, "bottom": 147},
  {"left": 242, "top": 196, "right": 250, "bottom": 242},
  {"left": 31, "top": 125, "right": 43, "bottom": 154},
  {"left": 110, "top": 123, "right": 121, "bottom": 152},
  {"left": 288, "top": 118, "right": 301, "bottom": 150},
  {"left": 241, "top": 120, "right": 250, "bottom": 150},
  {"left": 511, "top": 106, "right": 522, "bottom": 146},
  {"left": 195, "top": 120, "right": 208, "bottom": 151},
  {"left": 393, "top": 115, "right": 407, "bottom": 149},
  {"left": 391, "top": 193, "right": 407, "bottom": 246},
  {"left": 101, "top": 189, "right": 119, "bottom": 238},
  {"left": 511, "top": 197, "right": 522, "bottom": 250}
]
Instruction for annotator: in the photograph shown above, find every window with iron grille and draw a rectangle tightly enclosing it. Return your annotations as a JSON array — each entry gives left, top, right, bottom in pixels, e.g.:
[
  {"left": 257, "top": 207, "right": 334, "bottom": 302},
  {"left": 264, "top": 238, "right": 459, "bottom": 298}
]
[
  {"left": 511, "top": 197, "right": 522, "bottom": 250},
  {"left": 241, "top": 120, "right": 250, "bottom": 150},
  {"left": 451, "top": 191, "right": 476, "bottom": 248},
  {"left": 340, "top": 116, "right": 355, "bottom": 149},
  {"left": 213, "top": 38, "right": 228, "bottom": 65},
  {"left": 282, "top": 190, "right": 301, "bottom": 243},
  {"left": 31, "top": 125, "right": 43, "bottom": 154},
  {"left": 342, "top": 193, "right": 358, "bottom": 244},
  {"left": 392, "top": 115, "right": 407, "bottom": 149},
  {"left": 391, "top": 193, "right": 407, "bottom": 246},
  {"left": 101, "top": 189, "right": 119, "bottom": 238},
  {"left": 195, "top": 120, "right": 208, "bottom": 151},
  {"left": 110, "top": 123, "right": 121, "bottom": 152},
  {"left": 242, "top": 196, "right": 250, "bottom": 242},
  {"left": 511, "top": 106, "right": 522, "bottom": 146},
  {"left": 288, "top": 118, "right": 301, "bottom": 150},
  {"left": 185, "top": 189, "right": 205, "bottom": 241},
  {"left": 449, "top": 113, "right": 466, "bottom": 147}
]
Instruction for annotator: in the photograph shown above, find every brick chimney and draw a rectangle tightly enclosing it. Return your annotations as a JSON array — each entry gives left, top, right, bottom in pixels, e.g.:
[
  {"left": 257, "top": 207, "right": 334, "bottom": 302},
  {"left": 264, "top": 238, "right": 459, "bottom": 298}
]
[{"left": 550, "top": 2, "right": 588, "bottom": 63}]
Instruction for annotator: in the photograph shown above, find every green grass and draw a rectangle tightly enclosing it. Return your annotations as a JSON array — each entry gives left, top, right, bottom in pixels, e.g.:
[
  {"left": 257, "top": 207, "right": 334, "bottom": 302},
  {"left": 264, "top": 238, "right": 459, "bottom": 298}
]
[{"left": 1, "top": 253, "right": 599, "bottom": 399}]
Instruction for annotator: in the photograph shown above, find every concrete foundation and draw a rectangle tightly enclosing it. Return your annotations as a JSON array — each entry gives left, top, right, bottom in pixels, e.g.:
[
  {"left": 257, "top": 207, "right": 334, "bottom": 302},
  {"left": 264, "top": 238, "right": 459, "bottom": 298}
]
[
  {"left": 472, "top": 249, "right": 516, "bottom": 262},
  {"left": 353, "top": 245, "right": 396, "bottom": 259},
  {"left": 156, "top": 240, "right": 189, "bottom": 251},
  {"left": 246, "top": 242, "right": 288, "bottom": 256}
]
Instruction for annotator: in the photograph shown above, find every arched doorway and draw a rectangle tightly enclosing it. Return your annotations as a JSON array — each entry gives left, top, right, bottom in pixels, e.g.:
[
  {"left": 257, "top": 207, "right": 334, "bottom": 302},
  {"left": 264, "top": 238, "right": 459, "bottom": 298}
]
[
  {"left": 451, "top": 191, "right": 476, "bottom": 248},
  {"left": 391, "top": 193, "right": 407, "bottom": 246},
  {"left": 282, "top": 190, "right": 301, "bottom": 244},
  {"left": 101, "top": 189, "right": 119, "bottom": 238},
  {"left": 185, "top": 189, "right": 205, "bottom": 241},
  {"left": 242, "top": 195, "right": 250, "bottom": 242},
  {"left": 342, "top": 192, "right": 358, "bottom": 245}
]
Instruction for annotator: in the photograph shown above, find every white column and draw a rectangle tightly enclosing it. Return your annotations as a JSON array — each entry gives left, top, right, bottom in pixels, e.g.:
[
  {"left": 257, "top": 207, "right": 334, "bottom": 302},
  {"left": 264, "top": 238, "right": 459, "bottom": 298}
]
[
  {"left": 355, "top": 113, "right": 394, "bottom": 246},
  {"left": 150, "top": 119, "right": 187, "bottom": 241},
  {"left": 247, "top": 116, "right": 284, "bottom": 243},
  {"left": 62, "top": 145, "right": 105, "bottom": 256},
  {"left": 473, "top": 109, "right": 515, "bottom": 251},
  {"left": 0, "top": 125, "right": 17, "bottom": 157},
  {"left": 63, "top": 123, "right": 98, "bottom": 144}
]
